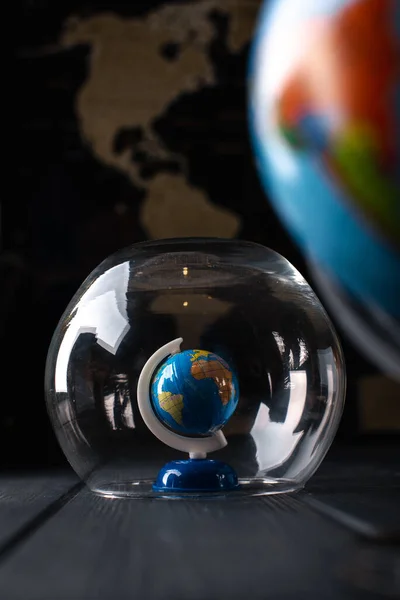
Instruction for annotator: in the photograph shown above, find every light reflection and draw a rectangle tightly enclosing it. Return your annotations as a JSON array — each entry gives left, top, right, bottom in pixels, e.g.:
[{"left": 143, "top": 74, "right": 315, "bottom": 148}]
[
  {"left": 267, "top": 372, "right": 273, "bottom": 395},
  {"left": 57, "top": 394, "right": 91, "bottom": 448},
  {"left": 291, "top": 268, "right": 309, "bottom": 287},
  {"left": 162, "top": 469, "right": 181, "bottom": 485},
  {"left": 272, "top": 331, "right": 285, "bottom": 354},
  {"left": 104, "top": 393, "right": 117, "bottom": 430},
  {"left": 283, "top": 349, "right": 338, "bottom": 479},
  {"left": 251, "top": 370, "right": 308, "bottom": 472},
  {"left": 160, "top": 363, "right": 174, "bottom": 383},
  {"left": 104, "top": 374, "right": 135, "bottom": 431},
  {"left": 55, "top": 262, "right": 130, "bottom": 392},
  {"left": 298, "top": 337, "right": 309, "bottom": 366}
]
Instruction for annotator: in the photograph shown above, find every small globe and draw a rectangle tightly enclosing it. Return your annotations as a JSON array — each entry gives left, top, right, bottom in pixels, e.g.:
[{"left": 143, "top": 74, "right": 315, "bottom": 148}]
[{"left": 150, "top": 349, "right": 239, "bottom": 435}]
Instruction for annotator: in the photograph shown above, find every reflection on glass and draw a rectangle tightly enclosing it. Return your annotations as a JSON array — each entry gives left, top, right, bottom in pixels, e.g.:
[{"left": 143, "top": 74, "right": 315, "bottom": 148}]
[
  {"left": 251, "top": 370, "right": 307, "bottom": 473},
  {"left": 104, "top": 374, "right": 134, "bottom": 431},
  {"left": 55, "top": 263, "right": 130, "bottom": 392}
]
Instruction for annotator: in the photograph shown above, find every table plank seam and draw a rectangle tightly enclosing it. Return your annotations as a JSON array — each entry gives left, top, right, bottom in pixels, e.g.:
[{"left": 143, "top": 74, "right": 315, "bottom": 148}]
[{"left": 0, "top": 480, "right": 85, "bottom": 564}]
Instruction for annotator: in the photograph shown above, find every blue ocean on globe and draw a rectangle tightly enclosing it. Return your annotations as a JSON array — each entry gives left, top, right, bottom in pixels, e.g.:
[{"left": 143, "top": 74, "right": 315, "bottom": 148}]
[{"left": 150, "top": 349, "right": 239, "bottom": 435}]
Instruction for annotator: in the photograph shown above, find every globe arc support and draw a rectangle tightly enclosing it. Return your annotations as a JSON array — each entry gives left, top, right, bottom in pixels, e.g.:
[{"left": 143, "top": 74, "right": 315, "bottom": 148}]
[{"left": 137, "top": 338, "right": 228, "bottom": 455}]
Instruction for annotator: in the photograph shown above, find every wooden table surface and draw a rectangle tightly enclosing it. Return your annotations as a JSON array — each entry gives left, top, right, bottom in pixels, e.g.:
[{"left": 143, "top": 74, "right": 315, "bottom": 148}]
[{"left": 0, "top": 443, "right": 399, "bottom": 600}]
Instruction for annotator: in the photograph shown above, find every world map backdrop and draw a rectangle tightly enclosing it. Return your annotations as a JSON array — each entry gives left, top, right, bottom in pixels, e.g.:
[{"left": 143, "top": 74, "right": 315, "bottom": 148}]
[{"left": 5, "top": 0, "right": 375, "bottom": 466}]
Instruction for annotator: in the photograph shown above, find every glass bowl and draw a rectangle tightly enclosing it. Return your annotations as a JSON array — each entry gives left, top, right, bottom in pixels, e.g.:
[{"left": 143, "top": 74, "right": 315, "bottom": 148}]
[{"left": 45, "top": 238, "right": 346, "bottom": 498}]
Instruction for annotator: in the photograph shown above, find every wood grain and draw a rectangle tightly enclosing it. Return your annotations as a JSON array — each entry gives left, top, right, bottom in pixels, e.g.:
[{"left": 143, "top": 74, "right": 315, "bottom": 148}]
[
  {"left": 0, "top": 488, "right": 358, "bottom": 600},
  {"left": 0, "top": 472, "right": 79, "bottom": 552}
]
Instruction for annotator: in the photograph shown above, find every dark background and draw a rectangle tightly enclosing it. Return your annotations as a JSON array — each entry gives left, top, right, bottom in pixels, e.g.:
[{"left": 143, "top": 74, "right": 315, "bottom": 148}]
[{"left": 4, "top": 0, "right": 389, "bottom": 469}]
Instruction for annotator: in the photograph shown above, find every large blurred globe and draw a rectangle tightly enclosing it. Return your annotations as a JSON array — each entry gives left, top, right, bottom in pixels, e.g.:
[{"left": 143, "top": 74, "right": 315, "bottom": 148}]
[
  {"left": 249, "top": 0, "right": 400, "bottom": 378},
  {"left": 151, "top": 349, "right": 239, "bottom": 435}
]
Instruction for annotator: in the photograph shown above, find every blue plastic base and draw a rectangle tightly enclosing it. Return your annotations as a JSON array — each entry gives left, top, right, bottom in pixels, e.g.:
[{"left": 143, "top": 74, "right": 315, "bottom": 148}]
[{"left": 153, "top": 459, "right": 240, "bottom": 493}]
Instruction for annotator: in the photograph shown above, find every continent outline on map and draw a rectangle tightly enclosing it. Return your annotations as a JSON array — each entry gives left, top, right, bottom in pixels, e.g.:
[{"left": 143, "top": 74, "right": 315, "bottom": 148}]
[{"left": 60, "top": 1, "right": 256, "bottom": 239}]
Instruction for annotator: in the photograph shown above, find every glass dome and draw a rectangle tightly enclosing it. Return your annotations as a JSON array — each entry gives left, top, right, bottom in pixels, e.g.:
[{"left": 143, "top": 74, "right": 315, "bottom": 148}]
[{"left": 45, "top": 238, "right": 346, "bottom": 498}]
